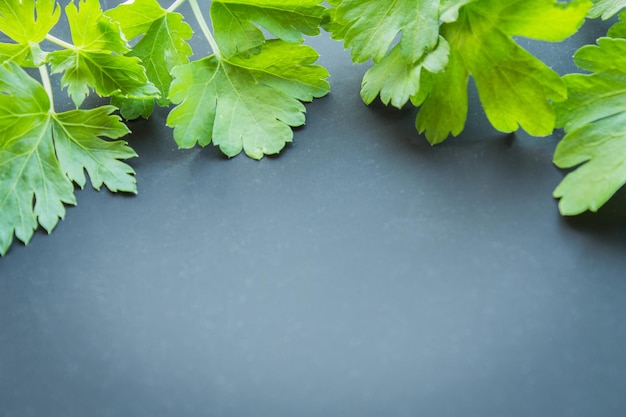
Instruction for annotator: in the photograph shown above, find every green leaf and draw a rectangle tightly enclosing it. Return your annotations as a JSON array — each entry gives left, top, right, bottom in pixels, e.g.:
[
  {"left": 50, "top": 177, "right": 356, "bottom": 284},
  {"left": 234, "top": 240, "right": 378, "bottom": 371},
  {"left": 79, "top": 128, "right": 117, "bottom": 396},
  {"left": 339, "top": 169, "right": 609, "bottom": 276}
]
[
  {"left": 0, "top": 43, "right": 31, "bottom": 65},
  {"left": 48, "top": 49, "right": 160, "bottom": 107},
  {"left": 589, "top": 0, "right": 626, "bottom": 19},
  {"left": 111, "top": 96, "right": 155, "bottom": 120},
  {"left": 52, "top": 107, "right": 136, "bottom": 193},
  {"left": 0, "top": 0, "right": 60, "bottom": 44},
  {"left": 121, "top": 12, "right": 193, "bottom": 108},
  {"left": 327, "top": 0, "right": 441, "bottom": 64},
  {"left": 553, "top": 37, "right": 626, "bottom": 215},
  {"left": 0, "top": 62, "right": 73, "bottom": 255},
  {"left": 326, "top": 0, "right": 589, "bottom": 143},
  {"left": 167, "top": 40, "right": 329, "bottom": 159},
  {"left": 607, "top": 10, "right": 626, "bottom": 37},
  {"left": 361, "top": 36, "right": 449, "bottom": 108},
  {"left": 105, "top": 0, "right": 168, "bottom": 40},
  {"left": 47, "top": 0, "right": 159, "bottom": 107},
  {"left": 211, "top": 0, "right": 325, "bottom": 58},
  {"left": 0, "top": 62, "right": 136, "bottom": 255},
  {"left": 326, "top": 0, "right": 454, "bottom": 114},
  {"left": 417, "top": 0, "right": 591, "bottom": 144},
  {"left": 0, "top": 0, "right": 60, "bottom": 66},
  {"left": 106, "top": 0, "right": 193, "bottom": 114},
  {"left": 439, "top": 0, "right": 475, "bottom": 22},
  {"left": 414, "top": 49, "right": 468, "bottom": 144},
  {"left": 65, "top": 0, "right": 128, "bottom": 53}
]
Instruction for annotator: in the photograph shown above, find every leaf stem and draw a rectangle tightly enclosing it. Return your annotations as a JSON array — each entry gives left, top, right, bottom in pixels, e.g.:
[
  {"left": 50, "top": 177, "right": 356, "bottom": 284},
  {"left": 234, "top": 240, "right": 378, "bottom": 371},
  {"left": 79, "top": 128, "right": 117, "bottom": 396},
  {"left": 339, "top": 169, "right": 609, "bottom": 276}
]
[
  {"left": 45, "top": 34, "right": 75, "bottom": 50},
  {"left": 188, "top": 0, "right": 221, "bottom": 59},
  {"left": 167, "top": 0, "right": 187, "bottom": 12},
  {"left": 39, "top": 65, "right": 55, "bottom": 113}
]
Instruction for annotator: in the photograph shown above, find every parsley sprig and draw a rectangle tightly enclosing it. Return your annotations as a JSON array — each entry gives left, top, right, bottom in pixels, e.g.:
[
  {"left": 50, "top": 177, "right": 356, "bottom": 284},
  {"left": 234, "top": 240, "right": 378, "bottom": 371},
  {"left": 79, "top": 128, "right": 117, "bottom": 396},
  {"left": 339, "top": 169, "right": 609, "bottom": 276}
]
[
  {"left": 4, "top": 0, "right": 626, "bottom": 256},
  {"left": 0, "top": 0, "right": 330, "bottom": 255}
]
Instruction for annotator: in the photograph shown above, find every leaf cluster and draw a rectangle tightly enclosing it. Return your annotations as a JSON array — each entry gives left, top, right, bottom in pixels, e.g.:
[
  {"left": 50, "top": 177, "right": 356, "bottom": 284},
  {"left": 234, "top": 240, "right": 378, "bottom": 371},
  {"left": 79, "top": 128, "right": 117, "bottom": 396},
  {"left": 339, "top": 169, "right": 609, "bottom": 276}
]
[
  {"left": 105, "top": 0, "right": 330, "bottom": 159},
  {"left": 0, "top": 0, "right": 330, "bottom": 255},
  {"left": 326, "top": 0, "right": 626, "bottom": 217},
  {"left": 326, "top": 0, "right": 592, "bottom": 144},
  {"left": 0, "top": 0, "right": 148, "bottom": 255},
  {"left": 3, "top": 0, "right": 626, "bottom": 256},
  {"left": 553, "top": 2, "right": 626, "bottom": 215}
]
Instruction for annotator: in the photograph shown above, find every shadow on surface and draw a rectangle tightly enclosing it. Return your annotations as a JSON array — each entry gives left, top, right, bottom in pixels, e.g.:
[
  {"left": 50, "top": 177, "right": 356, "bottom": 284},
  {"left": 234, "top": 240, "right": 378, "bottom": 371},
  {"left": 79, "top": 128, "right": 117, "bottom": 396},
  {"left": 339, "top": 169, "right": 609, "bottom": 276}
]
[{"left": 558, "top": 185, "right": 626, "bottom": 252}]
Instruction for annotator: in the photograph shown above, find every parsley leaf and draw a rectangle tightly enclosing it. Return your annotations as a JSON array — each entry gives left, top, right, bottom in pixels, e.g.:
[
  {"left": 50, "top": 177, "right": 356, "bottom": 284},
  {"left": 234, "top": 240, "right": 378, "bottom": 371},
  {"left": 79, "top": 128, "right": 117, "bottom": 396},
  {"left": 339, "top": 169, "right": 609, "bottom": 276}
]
[
  {"left": 164, "top": 0, "right": 329, "bottom": 159},
  {"left": 553, "top": 20, "right": 626, "bottom": 215},
  {"left": 327, "top": 0, "right": 591, "bottom": 144},
  {"left": 167, "top": 40, "right": 329, "bottom": 159},
  {"left": 47, "top": 0, "right": 159, "bottom": 108},
  {"left": 327, "top": 0, "right": 440, "bottom": 63},
  {"left": 0, "top": 0, "right": 60, "bottom": 66},
  {"left": 419, "top": 0, "right": 591, "bottom": 144},
  {"left": 108, "top": 0, "right": 330, "bottom": 156},
  {"left": 0, "top": 62, "right": 136, "bottom": 255},
  {"left": 106, "top": 0, "right": 193, "bottom": 118},
  {"left": 360, "top": 36, "right": 449, "bottom": 108},
  {"left": 0, "top": 62, "right": 74, "bottom": 254},
  {"left": 211, "top": 0, "right": 325, "bottom": 58},
  {"left": 1, "top": 0, "right": 331, "bottom": 254}
]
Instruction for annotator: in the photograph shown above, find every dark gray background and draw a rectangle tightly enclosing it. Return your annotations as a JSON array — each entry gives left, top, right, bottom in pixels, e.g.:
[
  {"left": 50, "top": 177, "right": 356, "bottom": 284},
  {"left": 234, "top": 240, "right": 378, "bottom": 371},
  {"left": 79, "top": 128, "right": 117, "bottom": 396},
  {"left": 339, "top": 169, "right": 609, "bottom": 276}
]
[{"left": 2, "top": 3, "right": 626, "bottom": 417}]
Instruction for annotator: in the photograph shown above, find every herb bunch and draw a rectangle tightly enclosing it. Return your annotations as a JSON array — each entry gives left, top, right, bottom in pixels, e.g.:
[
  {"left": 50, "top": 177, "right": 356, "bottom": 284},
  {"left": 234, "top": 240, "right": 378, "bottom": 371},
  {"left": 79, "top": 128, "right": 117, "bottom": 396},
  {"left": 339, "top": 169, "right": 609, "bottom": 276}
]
[
  {"left": 3, "top": 0, "right": 626, "bottom": 256},
  {"left": 0, "top": 0, "right": 329, "bottom": 256}
]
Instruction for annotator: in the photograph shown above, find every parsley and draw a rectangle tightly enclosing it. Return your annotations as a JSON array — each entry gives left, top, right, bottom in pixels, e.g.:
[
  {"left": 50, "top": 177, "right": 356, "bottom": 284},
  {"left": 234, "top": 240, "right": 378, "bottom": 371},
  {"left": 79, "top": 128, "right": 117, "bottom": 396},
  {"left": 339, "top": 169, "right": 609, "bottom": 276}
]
[
  {"left": 105, "top": 0, "right": 329, "bottom": 158},
  {"left": 327, "top": 0, "right": 592, "bottom": 144},
  {"left": 4, "top": 0, "right": 626, "bottom": 255},
  {"left": 0, "top": 0, "right": 330, "bottom": 255},
  {"left": 0, "top": 0, "right": 150, "bottom": 255},
  {"left": 553, "top": 8, "right": 626, "bottom": 215}
]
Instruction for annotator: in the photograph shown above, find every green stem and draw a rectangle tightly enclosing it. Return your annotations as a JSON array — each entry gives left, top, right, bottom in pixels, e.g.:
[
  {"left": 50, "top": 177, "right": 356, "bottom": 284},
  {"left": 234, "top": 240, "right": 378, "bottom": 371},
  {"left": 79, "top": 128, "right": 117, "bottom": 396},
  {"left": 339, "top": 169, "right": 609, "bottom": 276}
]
[
  {"left": 39, "top": 65, "right": 55, "bottom": 113},
  {"left": 189, "top": 0, "right": 220, "bottom": 59},
  {"left": 167, "top": 0, "right": 187, "bottom": 12},
  {"left": 45, "top": 34, "right": 75, "bottom": 50}
]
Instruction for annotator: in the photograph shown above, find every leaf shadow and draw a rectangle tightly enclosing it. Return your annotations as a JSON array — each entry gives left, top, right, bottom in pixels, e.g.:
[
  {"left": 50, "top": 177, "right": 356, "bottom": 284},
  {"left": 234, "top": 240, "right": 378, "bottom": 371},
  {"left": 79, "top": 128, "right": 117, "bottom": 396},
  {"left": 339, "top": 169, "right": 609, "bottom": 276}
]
[{"left": 561, "top": 186, "right": 626, "bottom": 246}]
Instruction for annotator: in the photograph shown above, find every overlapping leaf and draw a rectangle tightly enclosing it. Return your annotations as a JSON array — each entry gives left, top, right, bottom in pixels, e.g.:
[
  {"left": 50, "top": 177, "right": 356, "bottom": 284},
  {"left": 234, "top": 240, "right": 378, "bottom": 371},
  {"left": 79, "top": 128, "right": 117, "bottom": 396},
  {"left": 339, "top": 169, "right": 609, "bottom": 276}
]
[
  {"left": 106, "top": 0, "right": 193, "bottom": 119},
  {"left": 0, "top": 62, "right": 73, "bottom": 254},
  {"left": 326, "top": 0, "right": 591, "bottom": 145},
  {"left": 327, "top": 0, "right": 441, "bottom": 64},
  {"left": 161, "top": 0, "right": 329, "bottom": 159},
  {"left": 0, "top": 0, "right": 60, "bottom": 66},
  {"left": 553, "top": 23, "right": 626, "bottom": 215},
  {"left": 589, "top": 0, "right": 626, "bottom": 18},
  {"left": 167, "top": 40, "right": 329, "bottom": 159},
  {"left": 327, "top": 0, "right": 463, "bottom": 111},
  {"left": 48, "top": 0, "right": 158, "bottom": 107},
  {"left": 0, "top": 62, "right": 136, "bottom": 255},
  {"left": 211, "top": 0, "right": 325, "bottom": 58},
  {"left": 415, "top": 0, "right": 590, "bottom": 143},
  {"left": 360, "top": 36, "right": 449, "bottom": 108}
]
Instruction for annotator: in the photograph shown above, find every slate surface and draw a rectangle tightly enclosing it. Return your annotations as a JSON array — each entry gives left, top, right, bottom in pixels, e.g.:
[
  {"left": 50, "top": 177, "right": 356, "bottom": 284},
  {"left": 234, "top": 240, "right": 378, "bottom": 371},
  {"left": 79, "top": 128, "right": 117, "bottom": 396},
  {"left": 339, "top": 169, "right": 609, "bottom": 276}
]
[{"left": 1, "top": 4, "right": 626, "bottom": 417}]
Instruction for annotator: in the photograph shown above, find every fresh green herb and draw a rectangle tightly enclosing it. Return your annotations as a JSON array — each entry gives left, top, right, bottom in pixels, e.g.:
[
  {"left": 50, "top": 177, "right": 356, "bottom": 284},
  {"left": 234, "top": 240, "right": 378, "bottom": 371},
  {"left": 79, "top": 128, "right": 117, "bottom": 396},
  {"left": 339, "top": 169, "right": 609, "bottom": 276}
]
[
  {"left": 167, "top": 40, "right": 329, "bottom": 158},
  {"left": 0, "top": 0, "right": 152, "bottom": 256},
  {"left": 105, "top": 0, "right": 194, "bottom": 119},
  {"left": 3, "top": 0, "right": 626, "bottom": 255},
  {"left": 0, "top": 0, "right": 330, "bottom": 255},
  {"left": 553, "top": 9, "right": 626, "bottom": 215},
  {"left": 105, "top": 0, "right": 329, "bottom": 158},
  {"left": 326, "top": 0, "right": 591, "bottom": 144}
]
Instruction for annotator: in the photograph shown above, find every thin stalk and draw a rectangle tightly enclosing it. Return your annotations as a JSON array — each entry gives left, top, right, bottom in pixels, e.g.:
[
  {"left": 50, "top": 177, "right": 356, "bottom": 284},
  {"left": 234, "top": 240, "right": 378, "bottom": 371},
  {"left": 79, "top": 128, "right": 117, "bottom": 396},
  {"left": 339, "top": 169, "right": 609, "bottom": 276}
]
[
  {"left": 39, "top": 65, "right": 55, "bottom": 113},
  {"left": 167, "top": 0, "right": 187, "bottom": 12},
  {"left": 45, "top": 34, "right": 75, "bottom": 50},
  {"left": 188, "top": 0, "right": 220, "bottom": 59}
]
